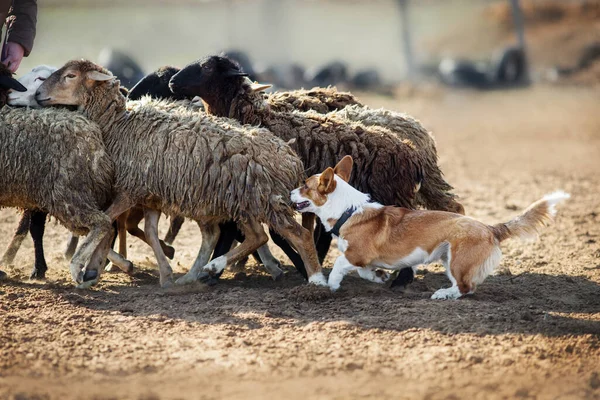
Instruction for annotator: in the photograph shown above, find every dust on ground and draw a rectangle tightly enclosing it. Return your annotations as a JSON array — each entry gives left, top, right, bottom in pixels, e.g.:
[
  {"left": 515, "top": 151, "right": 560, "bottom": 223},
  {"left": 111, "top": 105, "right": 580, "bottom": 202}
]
[{"left": 1, "top": 85, "right": 599, "bottom": 399}]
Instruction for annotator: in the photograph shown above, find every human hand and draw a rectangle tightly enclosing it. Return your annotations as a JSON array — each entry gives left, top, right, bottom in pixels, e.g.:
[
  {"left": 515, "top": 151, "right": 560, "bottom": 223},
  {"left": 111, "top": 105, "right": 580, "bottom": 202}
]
[{"left": 2, "top": 42, "right": 25, "bottom": 73}]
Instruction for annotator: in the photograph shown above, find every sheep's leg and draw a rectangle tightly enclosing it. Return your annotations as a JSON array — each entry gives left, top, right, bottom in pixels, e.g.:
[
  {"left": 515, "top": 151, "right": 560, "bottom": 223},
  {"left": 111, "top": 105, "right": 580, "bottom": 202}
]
[
  {"left": 117, "top": 212, "right": 129, "bottom": 259},
  {"left": 106, "top": 250, "right": 134, "bottom": 274},
  {"left": 232, "top": 227, "right": 261, "bottom": 264},
  {"left": 274, "top": 221, "right": 326, "bottom": 286},
  {"left": 175, "top": 222, "right": 221, "bottom": 285},
  {"left": 164, "top": 215, "right": 185, "bottom": 245},
  {"left": 69, "top": 215, "right": 113, "bottom": 287},
  {"left": 256, "top": 244, "right": 283, "bottom": 280},
  {"left": 202, "top": 220, "right": 268, "bottom": 277},
  {"left": 1, "top": 210, "right": 31, "bottom": 266},
  {"left": 211, "top": 221, "right": 238, "bottom": 259},
  {"left": 143, "top": 209, "right": 173, "bottom": 288},
  {"left": 268, "top": 228, "right": 307, "bottom": 279},
  {"left": 64, "top": 234, "right": 79, "bottom": 261},
  {"left": 302, "top": 213, "right": 315, "bottom": 233},
  {"left": 315, "top": 225, "right": 333, "bottom": 264},
  {"left": 29, "top": 211, "right": 48, "bottom": 280},
  {"left": 126, "top": 207, "right": 175, "bottom": 260}
]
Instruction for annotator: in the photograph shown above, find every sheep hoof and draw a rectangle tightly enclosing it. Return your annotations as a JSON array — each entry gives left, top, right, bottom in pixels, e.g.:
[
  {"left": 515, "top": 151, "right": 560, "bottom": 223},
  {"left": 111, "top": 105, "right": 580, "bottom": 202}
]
[
  {"left": 76, "top": 270, "right": 99, "bottom": 289},
  {"left": 124, "top": 261, "right": 134, "bottom": 275},
  {"left": 83, "top": 269, "right": 98, "bottom": 282},
  {"left": 175, "top": 273, "right": 196, "bottom": 286},
  {"left": 29, "top": 268, "right": 46, "bottom": 280},
  {"left": 389, "top": 268, "right": 414, "bottom": 288},
  {"left": 160, "top": 278, "right": 174, "bottom": 289},
  {"left": 206, "top": 277, "right": 220, "bottom": 287},
  {"left": 0, "top": 270, "right": 7, "bottom": 281},
  {"left": 272, "top": 269, "right": 284, "bottom": 282}
]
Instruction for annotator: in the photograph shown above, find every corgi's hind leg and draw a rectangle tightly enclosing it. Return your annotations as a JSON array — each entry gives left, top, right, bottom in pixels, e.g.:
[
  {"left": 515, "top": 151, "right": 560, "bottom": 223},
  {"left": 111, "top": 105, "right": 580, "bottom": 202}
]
[{"left": 432, "top": 242, "right": 500, "bottom": 300}]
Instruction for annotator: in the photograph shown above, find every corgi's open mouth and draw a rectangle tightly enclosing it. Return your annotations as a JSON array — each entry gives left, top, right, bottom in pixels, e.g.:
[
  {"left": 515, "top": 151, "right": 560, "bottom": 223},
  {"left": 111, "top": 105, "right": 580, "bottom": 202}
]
[{"left": 295, "top": 201, "right": 310, "bottom": 211}]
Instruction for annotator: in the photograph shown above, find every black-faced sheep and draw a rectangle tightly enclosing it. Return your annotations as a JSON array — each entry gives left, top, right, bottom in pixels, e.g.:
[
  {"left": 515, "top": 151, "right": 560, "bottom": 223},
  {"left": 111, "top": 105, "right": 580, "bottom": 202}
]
[
  {"left": 169, "top": 56, "right": 425, "bottom": 265},
  {"left": 37, "top": 60, "right": 325, "bottom": 288},
  {"left": 128, "top": 66, "right": 188, "bottom": 102}
]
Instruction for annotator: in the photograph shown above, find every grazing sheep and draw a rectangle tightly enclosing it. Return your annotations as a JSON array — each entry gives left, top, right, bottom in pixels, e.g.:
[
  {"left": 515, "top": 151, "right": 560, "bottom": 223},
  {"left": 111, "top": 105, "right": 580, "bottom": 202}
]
[
  {"left": 169, "top": 56, "right": 425, "bottom": 265},
  {"left": 0, "top": 93, "right": 117, "bottom": 286},
  {"left": 37, "top": 60, "right": 325, "bottom": 288}
]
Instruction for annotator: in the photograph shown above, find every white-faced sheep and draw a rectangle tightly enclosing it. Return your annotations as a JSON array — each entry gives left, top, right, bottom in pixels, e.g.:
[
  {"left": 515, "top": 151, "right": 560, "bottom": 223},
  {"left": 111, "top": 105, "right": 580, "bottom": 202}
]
[
  {"left": 37, "top": 60, "right": 325, "bottom": 288},
  {"left": 0, "top": 62, "right": 118, "bottom": 286}
]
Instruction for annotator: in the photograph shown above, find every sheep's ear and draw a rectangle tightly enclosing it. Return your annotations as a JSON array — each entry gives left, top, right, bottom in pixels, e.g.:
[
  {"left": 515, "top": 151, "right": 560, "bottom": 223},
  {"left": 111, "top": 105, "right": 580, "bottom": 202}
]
[
  {"left": 87, "top": 70, "right": 114, "bottom": 81},
  {"left": 249, "top": 82, "right": 272, "bottom": 93},
  {"left": 318, "top": 168, "right": 336, "bottom": 194},
  {"left": 0, "top": 75, "right": 27, "bottom": 92},
  {"left": 333, "top": 156, "right": 353, "bottom": 182}
]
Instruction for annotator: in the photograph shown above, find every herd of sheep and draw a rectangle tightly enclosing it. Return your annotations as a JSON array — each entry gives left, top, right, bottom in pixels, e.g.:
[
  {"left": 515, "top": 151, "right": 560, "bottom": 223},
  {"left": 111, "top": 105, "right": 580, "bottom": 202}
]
[{"left": 0, "top": 55, "right": 464, "bottom": 292}]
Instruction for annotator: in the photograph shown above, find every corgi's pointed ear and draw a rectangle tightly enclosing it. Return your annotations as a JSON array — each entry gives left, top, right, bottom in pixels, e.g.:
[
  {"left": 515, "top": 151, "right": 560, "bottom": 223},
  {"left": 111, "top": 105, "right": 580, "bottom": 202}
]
[
  {"left": 318, "top": 167, "right": 336, "bottom": 194},
  {"left": 333, "top": 156, "right": 353, "bottom": 182}
]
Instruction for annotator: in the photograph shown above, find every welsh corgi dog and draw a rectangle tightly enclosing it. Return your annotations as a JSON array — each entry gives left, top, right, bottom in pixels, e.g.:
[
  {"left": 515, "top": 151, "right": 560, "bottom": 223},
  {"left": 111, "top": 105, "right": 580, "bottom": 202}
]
[{"left": 290, "top": 156, "right": 569, "bottom": 299}]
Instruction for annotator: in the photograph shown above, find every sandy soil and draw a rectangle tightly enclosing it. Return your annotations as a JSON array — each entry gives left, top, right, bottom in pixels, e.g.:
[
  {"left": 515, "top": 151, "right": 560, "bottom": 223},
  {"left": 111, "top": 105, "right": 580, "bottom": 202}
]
[{"left": 1, "top": 85, "right": 599, "bottom": 399}]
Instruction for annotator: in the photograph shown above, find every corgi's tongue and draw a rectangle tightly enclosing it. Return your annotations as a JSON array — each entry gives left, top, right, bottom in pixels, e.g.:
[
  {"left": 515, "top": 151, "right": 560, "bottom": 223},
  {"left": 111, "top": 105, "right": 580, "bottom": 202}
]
[{"left": 295, "top": 201, "right": 310, "bottom": 211}]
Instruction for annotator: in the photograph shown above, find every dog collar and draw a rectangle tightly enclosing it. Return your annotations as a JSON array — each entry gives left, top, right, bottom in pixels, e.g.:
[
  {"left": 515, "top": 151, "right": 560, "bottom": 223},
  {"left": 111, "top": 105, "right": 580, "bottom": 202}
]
[{"left": 330, "top": 206, "right": 357, "bottom": 237}]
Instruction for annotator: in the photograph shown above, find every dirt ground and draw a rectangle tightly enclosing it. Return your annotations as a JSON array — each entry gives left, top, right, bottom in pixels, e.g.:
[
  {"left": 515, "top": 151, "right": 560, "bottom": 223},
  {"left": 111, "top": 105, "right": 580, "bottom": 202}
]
[{"left": 1, "top": 85, "right": 599, "bottom": 400}]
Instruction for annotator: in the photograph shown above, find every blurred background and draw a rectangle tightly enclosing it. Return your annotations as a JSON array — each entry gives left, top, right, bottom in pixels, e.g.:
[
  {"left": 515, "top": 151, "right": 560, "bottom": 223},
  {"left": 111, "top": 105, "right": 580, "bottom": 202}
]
[{"left": 22, "top": 0, "right": 600, "bottom": 91}]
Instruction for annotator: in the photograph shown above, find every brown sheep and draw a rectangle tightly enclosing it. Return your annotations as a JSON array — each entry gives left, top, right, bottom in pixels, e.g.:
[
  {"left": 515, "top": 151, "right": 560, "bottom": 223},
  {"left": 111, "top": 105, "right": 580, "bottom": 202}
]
[{"left": 37, "top": 60, "right": 325, "bottom": 288}]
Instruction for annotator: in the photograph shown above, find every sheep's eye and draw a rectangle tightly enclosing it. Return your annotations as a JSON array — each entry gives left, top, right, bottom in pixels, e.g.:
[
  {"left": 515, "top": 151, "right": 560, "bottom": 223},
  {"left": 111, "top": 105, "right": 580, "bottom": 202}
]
[
  {"left": 35, "top": 77, "right": 45, "bottom": 82},
  {"left": 65, "top": 74, "right": 76, "bottom": 79}
]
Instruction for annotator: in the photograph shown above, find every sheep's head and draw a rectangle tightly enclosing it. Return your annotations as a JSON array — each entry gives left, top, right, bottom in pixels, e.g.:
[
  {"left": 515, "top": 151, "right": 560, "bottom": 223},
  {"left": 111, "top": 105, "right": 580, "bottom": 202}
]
[
  {"left": 36, "top": 60, "right": 118, "bottom": 107},
  {"left": 0, "top": 63, "right": 27, "bottom": 107},
  {"left": 8, "top": 65, "right": 57, "bottom": 107},
  {"left": 128, "top": 66, "right": 186, "bottom": 100},
  {"left": 170, "top": 55, "right": 271, "bottom": 116}
]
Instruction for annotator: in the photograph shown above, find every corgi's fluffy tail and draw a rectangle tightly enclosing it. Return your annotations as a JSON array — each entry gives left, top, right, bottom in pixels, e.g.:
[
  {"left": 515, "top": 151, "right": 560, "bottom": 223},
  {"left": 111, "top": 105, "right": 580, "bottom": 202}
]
[{"left": 491, "top": 191, "right": 570, "bottom": 242}]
